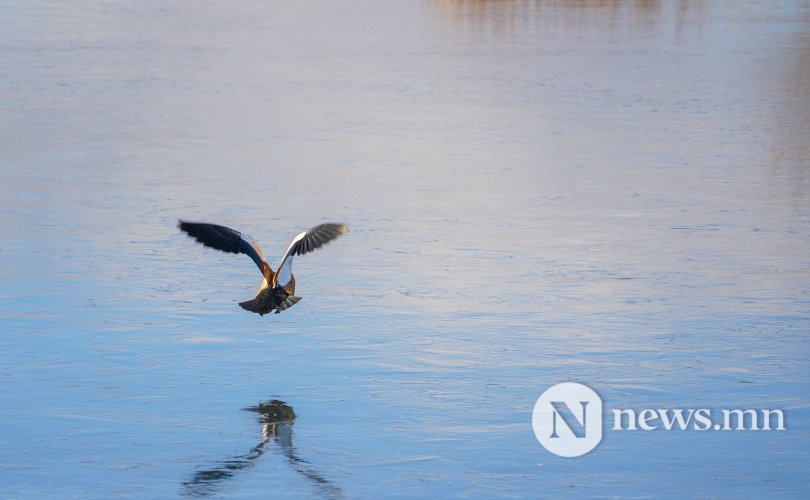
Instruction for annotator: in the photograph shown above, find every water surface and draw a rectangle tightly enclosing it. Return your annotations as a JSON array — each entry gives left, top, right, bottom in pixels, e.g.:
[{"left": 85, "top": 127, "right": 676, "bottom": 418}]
[{"left": 1, "top": 1, "right": 809, "bottom": 498}]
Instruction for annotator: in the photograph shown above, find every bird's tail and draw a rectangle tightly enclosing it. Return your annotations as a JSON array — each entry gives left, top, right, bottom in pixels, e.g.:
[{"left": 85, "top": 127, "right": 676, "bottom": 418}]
[
  {"left": 239, "top": 297, "right": 267, "bottom": 315},
  {"left": 238, "top": 295, "right": 301, "bottom": 316}
]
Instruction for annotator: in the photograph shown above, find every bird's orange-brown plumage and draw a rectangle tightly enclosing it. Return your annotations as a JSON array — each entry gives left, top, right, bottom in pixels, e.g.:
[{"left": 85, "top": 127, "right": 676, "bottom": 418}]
[{"left": 178, "top": 220, "right": 345, "bottom": 316}]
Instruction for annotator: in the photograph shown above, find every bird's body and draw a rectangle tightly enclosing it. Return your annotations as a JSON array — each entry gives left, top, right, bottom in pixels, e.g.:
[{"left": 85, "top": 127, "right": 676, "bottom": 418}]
[
  {"left": 239, "top": 282, "right": 300, "bottom": 316},
  {"left": 178, "top": 221, "right": 348, "bottom": 315}
]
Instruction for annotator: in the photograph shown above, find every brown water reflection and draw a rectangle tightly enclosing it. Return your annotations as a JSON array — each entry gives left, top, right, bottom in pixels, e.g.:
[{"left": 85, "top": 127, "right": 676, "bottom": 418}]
[
  {"left": 434, "top": 0, "right": 711, "bottom": 42},
  {"left": 769, "top": 17, "right": 810, "bottom": 205}
]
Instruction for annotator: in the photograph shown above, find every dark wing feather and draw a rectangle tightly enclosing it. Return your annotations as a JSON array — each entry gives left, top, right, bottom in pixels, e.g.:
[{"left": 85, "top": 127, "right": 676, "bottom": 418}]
[
  {"left": 177, "top": 220, "right": 268, "bottom": 275},
  {"left": 288, "top": 223, "right": 348, "bottom": 257},
  {"left": 273, "top": 223, "right": 348, "bottom": 287}
]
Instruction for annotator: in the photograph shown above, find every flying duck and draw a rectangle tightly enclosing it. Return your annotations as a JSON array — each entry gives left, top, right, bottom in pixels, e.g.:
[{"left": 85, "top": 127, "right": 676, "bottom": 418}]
[{"left": 178, "top": 220, "right": 348, "bottom": 316}]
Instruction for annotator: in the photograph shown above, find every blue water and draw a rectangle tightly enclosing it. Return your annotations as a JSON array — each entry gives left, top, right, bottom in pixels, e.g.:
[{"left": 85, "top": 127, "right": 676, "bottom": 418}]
[{"left": 1, "top": 1, "right": 809, "bottom": 498}]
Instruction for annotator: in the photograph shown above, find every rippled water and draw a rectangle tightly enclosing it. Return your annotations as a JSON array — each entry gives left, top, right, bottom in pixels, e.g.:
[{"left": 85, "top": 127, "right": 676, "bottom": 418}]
[{"left": 2, "top": 1, "right": 809, "bottom": 498}]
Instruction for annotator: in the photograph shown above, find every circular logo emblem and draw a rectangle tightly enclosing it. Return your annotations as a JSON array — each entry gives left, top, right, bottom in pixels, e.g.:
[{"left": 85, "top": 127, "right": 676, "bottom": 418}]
[{"left": 532, "top": 382, "right": 603, "bottom": 457}]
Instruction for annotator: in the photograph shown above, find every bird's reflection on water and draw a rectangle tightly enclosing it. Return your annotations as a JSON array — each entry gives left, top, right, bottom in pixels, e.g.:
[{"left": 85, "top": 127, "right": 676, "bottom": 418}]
[{"left": 182, "top": 400, "right": 342, "bottom": 498}]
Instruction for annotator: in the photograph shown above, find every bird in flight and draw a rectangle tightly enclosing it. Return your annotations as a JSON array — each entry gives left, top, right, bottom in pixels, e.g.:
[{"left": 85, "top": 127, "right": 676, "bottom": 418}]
[{"left": 178, "top": 220, "right": 348, "bottom": 316}]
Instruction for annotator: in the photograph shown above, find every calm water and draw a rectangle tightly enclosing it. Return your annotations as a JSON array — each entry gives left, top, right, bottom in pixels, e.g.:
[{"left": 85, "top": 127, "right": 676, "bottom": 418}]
[{"left": 2, "top": 0, "right": 809, "bottom": 497}]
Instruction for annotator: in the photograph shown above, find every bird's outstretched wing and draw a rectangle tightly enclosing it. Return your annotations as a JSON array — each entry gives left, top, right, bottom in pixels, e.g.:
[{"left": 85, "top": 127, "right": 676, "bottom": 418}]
[
  {"left": 274, "top": 223, "right": 348, "bottom": 287},
  {"left": 178, "top": 220, "right": 273, "bottom": 280}
]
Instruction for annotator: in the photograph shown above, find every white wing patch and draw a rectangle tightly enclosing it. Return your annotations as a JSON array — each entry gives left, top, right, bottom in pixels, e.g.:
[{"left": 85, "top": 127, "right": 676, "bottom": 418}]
[{"left": 274, "top": 231, "right": 306, "bottom": 287}]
